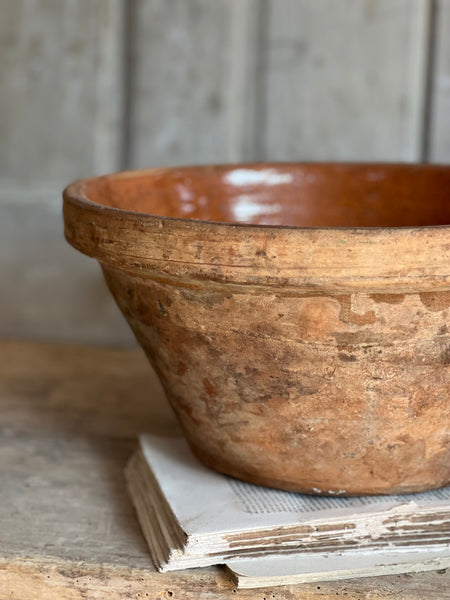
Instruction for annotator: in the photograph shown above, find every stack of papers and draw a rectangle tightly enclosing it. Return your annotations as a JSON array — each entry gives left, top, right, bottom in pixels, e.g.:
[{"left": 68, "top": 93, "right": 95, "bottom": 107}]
[{"left": 126, "top": 433, "right": 450, "bottom": 588}]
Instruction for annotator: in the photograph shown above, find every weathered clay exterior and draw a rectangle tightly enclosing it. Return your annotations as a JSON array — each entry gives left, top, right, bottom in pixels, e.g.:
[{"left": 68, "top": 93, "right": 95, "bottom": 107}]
[{"left": 63, "top": 164, "right": 450, "bottom": 495}]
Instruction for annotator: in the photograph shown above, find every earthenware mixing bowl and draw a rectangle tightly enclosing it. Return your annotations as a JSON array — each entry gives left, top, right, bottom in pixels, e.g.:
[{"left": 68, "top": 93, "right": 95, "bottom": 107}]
[{"left": 63, "top": 163, "right": 450, "bottom": 495}]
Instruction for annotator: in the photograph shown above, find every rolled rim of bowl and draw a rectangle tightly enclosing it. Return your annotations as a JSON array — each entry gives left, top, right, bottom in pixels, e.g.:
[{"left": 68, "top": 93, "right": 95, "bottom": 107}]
[{"left": 63, "top": 163, "right": 450, "bottom": 293}]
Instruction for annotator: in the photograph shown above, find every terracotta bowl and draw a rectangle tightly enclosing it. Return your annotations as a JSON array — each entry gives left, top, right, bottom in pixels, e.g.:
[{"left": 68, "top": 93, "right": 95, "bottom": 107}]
[{"left": 63, "top": 163, "right": 450, "bottom": 496}]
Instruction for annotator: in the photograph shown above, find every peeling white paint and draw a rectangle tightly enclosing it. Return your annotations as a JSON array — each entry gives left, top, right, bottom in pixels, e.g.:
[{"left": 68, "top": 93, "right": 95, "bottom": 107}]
[
  {"left": 312, "top": 487, "right": 322, "bottom": 494},
  {"left": 225, "top": 168, "right": 293, "bottom": 187}
]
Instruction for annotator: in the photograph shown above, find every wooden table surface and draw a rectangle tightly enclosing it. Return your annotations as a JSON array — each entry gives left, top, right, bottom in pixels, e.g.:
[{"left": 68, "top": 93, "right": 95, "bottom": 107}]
[{"left": 0, "top": 340, "right": 449, "bottom": 599}]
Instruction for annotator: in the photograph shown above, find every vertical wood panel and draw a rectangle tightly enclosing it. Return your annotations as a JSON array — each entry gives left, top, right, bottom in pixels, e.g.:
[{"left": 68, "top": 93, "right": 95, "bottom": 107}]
[
  {"left": 92, "top": 0, "right": 127, "bottom": 174},
  {"left": 0, "top": 191, "right": 133, "bottom": 345},
  {"left": 261, "top": 0, "right": 429, "bottom": 161},
  {"left": 428, "top": 0, "right": 450, "bottom": 162},
  {"left": 127, "top": 0, "right": 234, "bottom": 168},
  {"left": 0, "top": 0, "right": 125, "bottom": 184},
  {"left": 226, "top": 0, "right": 262, "bottom": 162},
  {"left": 0, "top": 0, "right": 133, "bottom": 345}
]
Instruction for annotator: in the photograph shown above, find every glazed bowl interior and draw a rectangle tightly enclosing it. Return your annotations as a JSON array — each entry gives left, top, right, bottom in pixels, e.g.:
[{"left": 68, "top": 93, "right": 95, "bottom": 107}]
[{"left": 82, "top": 163, "right": 450, "bottom": 228}]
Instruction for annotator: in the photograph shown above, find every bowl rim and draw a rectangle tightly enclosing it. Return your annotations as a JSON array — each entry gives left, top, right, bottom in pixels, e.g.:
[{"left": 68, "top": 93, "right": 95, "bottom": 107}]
[
  {"left": 63, "top": 163, "right": 450, "bottom": 293},
  {"left": 63, "top": 162, "right": 450, "bottom": 234}
]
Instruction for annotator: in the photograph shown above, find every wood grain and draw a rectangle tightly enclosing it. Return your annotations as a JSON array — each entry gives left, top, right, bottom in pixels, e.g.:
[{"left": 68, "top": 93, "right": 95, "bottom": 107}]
[
  {"left": 261, "top": 0, "right": 429, "bottom": 161},
  {"left": 428, "top": 0, "right": 450, "bottom": 161},
  {"left": 0, "top": 341, "right": 448, "bottom": 598},
  {"left": 0, "top": 0, "right": 128, "bottom": 344},
  {"left": 2, "top": 555, "right": 450, "bottom": 600},
  {"left": 126, "top": 0, "right": 233, "bottom": 168},
  {"left": 0, "top": 191, "right": 134, "bottom": 345},
  {"left": 0, "top": 341, "right": 174, "bottom": 437},
  {"left": 0, "top": 0, "right": 124, "bottom": 185}
]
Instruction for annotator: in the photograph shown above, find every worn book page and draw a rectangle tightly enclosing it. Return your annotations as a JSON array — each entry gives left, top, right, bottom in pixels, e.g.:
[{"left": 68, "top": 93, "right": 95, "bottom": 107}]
[
  {"left": 139, "top": 433, "right": 450, "bottom": 536},
  {"left": 226, "top": 548, "right": 450, "bottom": 588}
]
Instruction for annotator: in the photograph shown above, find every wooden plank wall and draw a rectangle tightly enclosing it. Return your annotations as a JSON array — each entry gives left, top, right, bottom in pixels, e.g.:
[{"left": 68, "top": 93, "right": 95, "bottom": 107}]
[
  {"left": 0, "top": 0, "right": 131, "bottom": 344},
  {"left": 0, "top": 0, "right": 448, "bottom": 345}
]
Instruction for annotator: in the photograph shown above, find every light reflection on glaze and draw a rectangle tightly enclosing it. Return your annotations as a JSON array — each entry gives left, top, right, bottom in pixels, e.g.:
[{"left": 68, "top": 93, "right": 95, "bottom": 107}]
[
  {"left": 233, "top": 195, "right": 283, "bottom": 222},
  {"left": 366, "top": 170, "right": 386, "bottom": 182},
  {"left": 225, "top": 168, "right": 293, "bottom": 187},
  {"left": 176, "top": 184, "right": 197, "bottom": 215}
]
